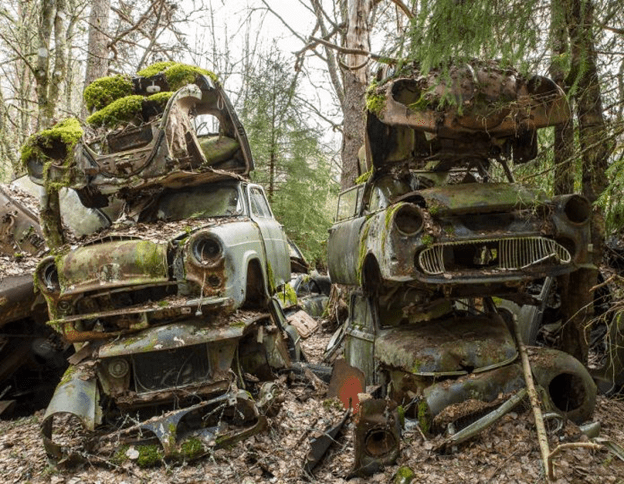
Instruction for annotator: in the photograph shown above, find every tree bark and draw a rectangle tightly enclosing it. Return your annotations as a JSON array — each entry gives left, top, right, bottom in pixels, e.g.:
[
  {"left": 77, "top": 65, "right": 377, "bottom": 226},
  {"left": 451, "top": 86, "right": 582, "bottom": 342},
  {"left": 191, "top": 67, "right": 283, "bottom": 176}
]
[
  {"left": 559, "top": 0, "right": 611, "bottom": 364},
  {"left": 83, "top": 0, "right": 111, "bottom": 113},
  {"left": 46, "top": 0, "right": 68, "bottom": 124},
  {"left": 35, "top": 0, "right": 55, "bottom": 129},
  {"left": 550, "top": 0, "right": 574, "bottom": 196},
  {"left": 341, "top": 0, "right": 372, "bottom": 189}
]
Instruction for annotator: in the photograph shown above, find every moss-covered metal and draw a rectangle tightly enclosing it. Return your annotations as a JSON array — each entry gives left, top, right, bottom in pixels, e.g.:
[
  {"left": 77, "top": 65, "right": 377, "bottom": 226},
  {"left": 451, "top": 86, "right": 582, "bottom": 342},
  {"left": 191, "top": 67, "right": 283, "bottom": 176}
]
[
  {"left": 137, "top": 61, "right": 218, "bottom": 90},
  {"left": 20, "top": 118, "right": 83, "bottom": 168},
  {"left": 365, "top": 81, "right": 386, "bottom": 116},
  {"left": 83, "top": 75, "right": 133, "bottom": 112}
]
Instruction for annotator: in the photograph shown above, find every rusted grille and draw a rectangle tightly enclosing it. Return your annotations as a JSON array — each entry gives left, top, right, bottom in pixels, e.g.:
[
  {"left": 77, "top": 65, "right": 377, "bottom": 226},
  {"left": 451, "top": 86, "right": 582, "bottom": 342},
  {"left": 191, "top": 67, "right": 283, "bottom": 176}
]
[
  {"left": 418, "top": 236, "right": 572, "bottom": 276},
  {"left": 132, "top": 344, "right": 211, "bottom": 393}
]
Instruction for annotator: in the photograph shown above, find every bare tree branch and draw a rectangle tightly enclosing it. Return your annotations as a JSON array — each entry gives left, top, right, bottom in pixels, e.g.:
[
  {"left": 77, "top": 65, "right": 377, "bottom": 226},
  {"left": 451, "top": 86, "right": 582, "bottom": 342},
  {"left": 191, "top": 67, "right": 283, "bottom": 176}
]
[
  {"left": 387, "top": 0, "right": 414, "bottom": 19},
  {"left": 309, "top": 36, "right": 386, "bottom": 61}
]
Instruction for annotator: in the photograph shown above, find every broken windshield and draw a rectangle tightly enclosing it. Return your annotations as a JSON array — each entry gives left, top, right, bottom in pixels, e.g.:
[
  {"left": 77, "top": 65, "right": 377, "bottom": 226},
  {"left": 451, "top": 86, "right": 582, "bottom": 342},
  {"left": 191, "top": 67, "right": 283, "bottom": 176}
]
[{"left": 155, "top": 184, "right": 243, "bottom": 221}]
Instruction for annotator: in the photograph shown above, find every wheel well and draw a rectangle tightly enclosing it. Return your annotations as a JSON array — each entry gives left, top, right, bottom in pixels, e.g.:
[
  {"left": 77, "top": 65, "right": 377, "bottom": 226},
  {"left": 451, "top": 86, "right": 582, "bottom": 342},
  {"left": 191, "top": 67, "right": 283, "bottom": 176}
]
[
  {"left": 242, "top": 259, "right": 267, "bottom": 309},
  {"left": 362, "top": 254, "right": 382, "bottom": 296}
]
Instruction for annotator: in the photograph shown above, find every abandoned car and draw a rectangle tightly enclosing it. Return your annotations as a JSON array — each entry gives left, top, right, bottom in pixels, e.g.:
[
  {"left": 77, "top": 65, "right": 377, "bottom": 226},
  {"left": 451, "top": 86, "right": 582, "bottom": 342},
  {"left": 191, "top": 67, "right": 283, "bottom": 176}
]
[
  {"left": 22, "top": 63, "right": 300, "bottom": 461},
  {"left": 0, "top": 183, "right": 72, "bottom": 416},
  {"left": 328, "top": 63, "right": 592, "bottom": 300},
  {"left": 326, "top": 63, "right": 597, "bottom": 474}
]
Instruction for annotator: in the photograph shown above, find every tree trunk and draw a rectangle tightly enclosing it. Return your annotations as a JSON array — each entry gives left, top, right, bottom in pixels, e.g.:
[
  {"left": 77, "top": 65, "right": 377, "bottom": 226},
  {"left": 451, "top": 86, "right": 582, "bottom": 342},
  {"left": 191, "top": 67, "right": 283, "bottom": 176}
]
[
  {"left": 0, "top": 87, "right": 16, "bottom": 178},
  {"left": 559, "top": 0, "right": 611, "bottom": 364},
  {"left": 550, "top": 0, "right": 574, "bottom": 196},
  {"left": 35, "top": 0, "right": 55, "bottom": 129},
  {"left": 83, "top": 0, "right": 111, "bottom": 115},
  {"left": 341, "top": 0, "right": 372, "bottom": 189},
  {"left": 46, "top": 0, "right": 68, "bottom": 124}
]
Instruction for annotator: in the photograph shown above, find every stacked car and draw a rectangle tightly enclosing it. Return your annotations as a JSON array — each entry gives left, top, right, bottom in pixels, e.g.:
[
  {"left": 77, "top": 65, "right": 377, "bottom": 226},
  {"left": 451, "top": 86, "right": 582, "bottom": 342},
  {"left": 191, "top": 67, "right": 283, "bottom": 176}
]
[
  {"left": 23, "top": 63, "right": 302, "bottom": 462},
  {"left": 326, "top": 62, "right": 598, "bottom": 474}
]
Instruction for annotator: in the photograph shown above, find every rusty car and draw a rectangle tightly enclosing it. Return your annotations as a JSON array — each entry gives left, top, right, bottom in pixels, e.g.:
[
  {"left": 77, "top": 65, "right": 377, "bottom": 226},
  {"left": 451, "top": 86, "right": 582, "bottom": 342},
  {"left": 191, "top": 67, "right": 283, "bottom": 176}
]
[
  {"left": 325, "top": 62, "right": 597, "bottom": 475},
  {"left": 22, "top": 63, "right": 301, "bottom": 463},
  {"left": 0, "top": 182, "right": 73, "bottom": 416}
]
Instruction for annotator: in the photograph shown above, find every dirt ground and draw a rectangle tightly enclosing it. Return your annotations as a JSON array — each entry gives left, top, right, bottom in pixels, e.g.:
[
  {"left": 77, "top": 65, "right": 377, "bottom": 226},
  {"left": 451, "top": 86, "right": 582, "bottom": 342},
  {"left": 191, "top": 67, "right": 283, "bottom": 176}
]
[{"left": 2, "top": 327, "right": 624, "bottom": 484}]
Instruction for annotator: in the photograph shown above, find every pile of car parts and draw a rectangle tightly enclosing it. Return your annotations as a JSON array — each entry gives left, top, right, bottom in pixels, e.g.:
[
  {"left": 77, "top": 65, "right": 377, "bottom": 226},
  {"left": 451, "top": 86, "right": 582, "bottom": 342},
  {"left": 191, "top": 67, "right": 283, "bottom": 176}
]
[
  {"left": 326, "top": 61, "right": 598, "bottom": 475},
  {"left": 22, "top": 63, "right": 306, "bottom": 463},
  {"left": 0, "top": 183, "right": 71, "bottom": 416}
]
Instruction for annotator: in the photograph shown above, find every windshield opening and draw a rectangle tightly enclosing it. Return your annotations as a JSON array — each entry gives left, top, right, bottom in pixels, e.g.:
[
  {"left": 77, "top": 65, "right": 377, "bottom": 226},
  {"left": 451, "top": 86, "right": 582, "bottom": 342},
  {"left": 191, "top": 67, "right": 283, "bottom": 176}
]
[{"left": 155, "top": 184, "right": 243, "bottom": 221}]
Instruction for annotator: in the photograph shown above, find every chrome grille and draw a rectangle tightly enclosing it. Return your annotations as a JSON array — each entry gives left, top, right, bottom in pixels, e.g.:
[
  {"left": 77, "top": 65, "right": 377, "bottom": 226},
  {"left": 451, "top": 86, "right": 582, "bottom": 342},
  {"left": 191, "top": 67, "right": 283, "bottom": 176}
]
[
  {"left": 418, "top": 236, "right": 572, "bottom": 276},
  {"left": 132, "top": 344, "right": 211, "bottom": 393}
]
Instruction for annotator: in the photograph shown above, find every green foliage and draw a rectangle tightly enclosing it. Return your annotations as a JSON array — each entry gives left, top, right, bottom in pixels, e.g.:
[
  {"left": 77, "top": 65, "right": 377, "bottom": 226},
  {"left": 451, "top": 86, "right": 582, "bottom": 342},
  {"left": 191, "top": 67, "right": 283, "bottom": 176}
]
[
  {"left": 396, "top": 0, "right": 540, "bottom": 75},
  {"left": 83, "top": 75, "right": 133, "bottom": 112},
  {"left": 20, "top": 118, "right": 83, "bottom": 166},
  {"left": 598, "top": 148, "right": 624, "bottom": 235},
  {"left": 240, "top": 50, "right": 338, "bottom": 266}
]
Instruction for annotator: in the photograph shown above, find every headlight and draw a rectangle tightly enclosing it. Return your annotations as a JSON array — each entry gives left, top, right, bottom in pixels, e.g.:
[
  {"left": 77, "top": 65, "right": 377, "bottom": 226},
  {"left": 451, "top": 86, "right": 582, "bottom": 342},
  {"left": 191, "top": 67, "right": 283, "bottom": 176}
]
[
  {"left": 190, "top": 234, "right": 223, "bottom": 266},
  {"left": 394, "top": 204, "right": 424, "bottom": 236},
  {"left": 37, "top": 257, "right": 60, "bottom": 292},
  {"left": 562, "top": 195, "right": 591, "bottom": 224},
  {"left": 107, "top": 358, "right": 130, "bottom": 378}
]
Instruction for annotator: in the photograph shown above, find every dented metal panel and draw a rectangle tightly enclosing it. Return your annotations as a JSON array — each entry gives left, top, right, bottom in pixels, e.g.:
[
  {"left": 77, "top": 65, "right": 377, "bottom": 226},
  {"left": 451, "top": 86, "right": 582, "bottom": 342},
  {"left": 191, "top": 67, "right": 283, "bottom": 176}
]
[
  {"left": 97, "top": 320, "right": 252, "bottom": 358},
  {"left": 58, "top": 239, "right": 168, "bottom": 292},
  {"left": 374, "top": 314, "right": 518, "bottom": 376}
]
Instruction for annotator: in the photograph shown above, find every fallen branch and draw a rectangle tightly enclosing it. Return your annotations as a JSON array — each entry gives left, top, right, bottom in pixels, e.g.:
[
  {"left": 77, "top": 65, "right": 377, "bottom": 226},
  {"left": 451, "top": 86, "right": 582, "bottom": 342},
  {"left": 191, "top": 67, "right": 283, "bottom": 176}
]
[
  {"left": 547, "top": 442, "right": 604, "bottom": 479},
  {"left": 513, "top": 315, "right": 551, "bottom": 481}
]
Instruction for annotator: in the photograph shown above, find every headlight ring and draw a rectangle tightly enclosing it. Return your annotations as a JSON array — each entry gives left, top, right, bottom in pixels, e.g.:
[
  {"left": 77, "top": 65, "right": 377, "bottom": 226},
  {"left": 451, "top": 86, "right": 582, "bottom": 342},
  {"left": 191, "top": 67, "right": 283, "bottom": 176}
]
[{"left": 394, "top": 204, "right": 424, "bottom": 236}]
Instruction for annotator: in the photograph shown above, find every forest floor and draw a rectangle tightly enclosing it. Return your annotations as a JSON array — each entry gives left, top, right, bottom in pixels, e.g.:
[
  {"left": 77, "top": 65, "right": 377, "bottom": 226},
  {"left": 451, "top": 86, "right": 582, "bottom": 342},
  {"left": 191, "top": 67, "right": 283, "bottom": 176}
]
[{"left": 1, "top": 325, "right": 624, "bottom": 484}]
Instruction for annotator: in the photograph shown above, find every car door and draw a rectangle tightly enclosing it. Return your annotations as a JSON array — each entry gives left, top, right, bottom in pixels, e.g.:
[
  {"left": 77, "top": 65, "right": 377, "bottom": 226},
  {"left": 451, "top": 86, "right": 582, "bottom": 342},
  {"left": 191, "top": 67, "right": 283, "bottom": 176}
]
[{"left": 247, "top": 184, "right": 290, "bottom": 286}]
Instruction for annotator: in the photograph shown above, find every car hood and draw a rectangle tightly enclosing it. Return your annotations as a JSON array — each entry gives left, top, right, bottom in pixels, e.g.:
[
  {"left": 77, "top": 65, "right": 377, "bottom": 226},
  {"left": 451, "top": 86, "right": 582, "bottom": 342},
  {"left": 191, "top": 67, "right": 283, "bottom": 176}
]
[
  {"left": 414, "top": 182, "right": 548, "bottom": 216},
  {"left": 58, "top": 238, "right": 168, "bottom": 294},
  {"left": 375, "top": 313, "right": 517, "bottom": 376}
]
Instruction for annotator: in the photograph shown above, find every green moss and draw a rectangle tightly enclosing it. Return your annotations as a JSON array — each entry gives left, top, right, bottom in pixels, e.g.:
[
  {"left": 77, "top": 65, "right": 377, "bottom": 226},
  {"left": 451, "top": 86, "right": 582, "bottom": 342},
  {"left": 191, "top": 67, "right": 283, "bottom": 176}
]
[
  {"left": 394, "top": 466, "right": 415, "bottom": 484},
  {"left": 356, "top": 219, "right": 372, "bottom": 281},
  {"left": 86, "top": 95, "right": 145, "bottom": 128},
  {"left": 164, "top": 64, "right": 217, "bottom": 90},
  {"left": 417, "top": 400, "right": 431, "bottom": 435},
  {"left": 322, "top": 398, "right": 345, "bottom": 411},
  {"left": 20, "top": 118, "right": 83, "bottom": 167},
  {"left": 112, "top": 445, "right": 131, "bottom": 465},
  {"left": 355, "top": 168, "right": 372, "bottom": 185},
  {"left": 443, "top": 225, "right": 455, "bottom": 236},
  {"left": 408, "top": 86, "right": 437, "bottom": 112},
  {"left": 421, "top": 233, "right": 434, "bottom": 247},
  {"left": 382, "top": 203, "right": 402, "bottom": 255},
  {"left": 83, "top": 75, "right": 133, "bottom": 112},
  {"left": 147, "top": 91, "right": 175, "bottom": 109},
  {"left": 134, "top": 241, "right": 166, "bottom": 278},
  {"left": 136, "top": 444, "right": 164, "bottom": 467},
  {"left": 58, "top": 365, "right": 78, "bottom": 387},
  {"left": 137, "top": 61, "right": 178, "bottom": 78},
  {"left": 138, "top": 61, "right": 218, "bottom": 90},
  {"left": 179, "top": 438, "right": 204, "bottom": 460},
  {"left": 397, "top": 405, "right": 406, "bottom": 427},
  {"left": 266, "top": 262, "right": 276, "bottom": 294},
  {"left": 366, "top": 83, "right": 386, "bottom": 116},
  {"left": 277, "top": 283, "right": 297, "bottom": 307}
]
